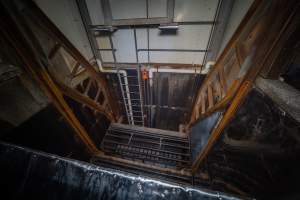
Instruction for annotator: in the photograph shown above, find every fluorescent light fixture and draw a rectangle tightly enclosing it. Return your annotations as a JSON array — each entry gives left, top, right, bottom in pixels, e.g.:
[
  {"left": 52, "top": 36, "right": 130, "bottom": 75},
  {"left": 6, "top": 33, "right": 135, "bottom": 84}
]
[
  {"left": 158, "top": 23, "right": 179, "bottom": 30},
  {"left": 90, "top": 26, "right": 117, "bottom": 32}
]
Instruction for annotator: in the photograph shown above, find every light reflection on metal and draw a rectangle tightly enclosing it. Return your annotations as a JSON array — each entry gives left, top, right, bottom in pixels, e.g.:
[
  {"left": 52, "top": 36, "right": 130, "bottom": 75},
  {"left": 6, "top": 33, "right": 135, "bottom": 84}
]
[
  {"left": 90, "top": 25, "right": 117, "bottom": 33},
  {"left": 0, "top": 142, "right": 244, "bottom": 200},
  {"left": 158, "top": 23, "right": 179, "bottom": 30}
]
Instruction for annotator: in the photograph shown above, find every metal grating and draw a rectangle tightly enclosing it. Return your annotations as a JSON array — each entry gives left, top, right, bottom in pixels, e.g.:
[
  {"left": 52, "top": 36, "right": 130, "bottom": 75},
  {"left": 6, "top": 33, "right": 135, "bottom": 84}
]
[{"left": 101, "top": 123, "right": 191, "bottom": 169}]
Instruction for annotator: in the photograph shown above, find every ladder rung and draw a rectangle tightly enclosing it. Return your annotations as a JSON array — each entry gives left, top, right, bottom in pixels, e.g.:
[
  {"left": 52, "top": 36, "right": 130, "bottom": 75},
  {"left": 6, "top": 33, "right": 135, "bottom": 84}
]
[
  {"left": 125, "top": 91, "right": 140, "bottom": 94},
  {"left": 124, "top": 98, "right": 141, "bottom": 101},
  {"left": 129, "top": 104, "right": 142, "bottom": 107},
  {"left": 123, "top": 103, "right": 142, "bottom": 107},
  {"left": 133, "top": 116, "right": 143, "bottom": 118},
  {"left": 70, "top": 62, "right": 81, "bottom": 77},
  {"left": 120, "top": 75, "right": 138, "bottom": 78},
  {"left": 121, "top": 84, "right": 140, "bottom": 87},
  {"left": 132, "top": 110, "right": 142, "bottom": 113}
]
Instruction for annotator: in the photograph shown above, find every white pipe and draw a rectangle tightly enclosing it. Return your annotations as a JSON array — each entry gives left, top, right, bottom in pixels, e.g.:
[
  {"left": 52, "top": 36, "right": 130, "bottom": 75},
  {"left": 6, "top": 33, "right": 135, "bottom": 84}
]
[
  {"left": 148, "top": 61, "right": 214, "bottom": 86},
  {"left": 96, "top": 59, "right": 134, "bottom": 124}
]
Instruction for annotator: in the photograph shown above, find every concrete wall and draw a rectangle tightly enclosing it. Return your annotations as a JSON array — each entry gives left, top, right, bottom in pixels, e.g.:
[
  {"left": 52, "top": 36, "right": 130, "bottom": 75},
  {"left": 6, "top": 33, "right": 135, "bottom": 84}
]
[
  {"left": 34, "top": 0, "right": 94, "bottom": 61},
  {"left": 0, "top": 64, "right": 49, "bottom": 131}
]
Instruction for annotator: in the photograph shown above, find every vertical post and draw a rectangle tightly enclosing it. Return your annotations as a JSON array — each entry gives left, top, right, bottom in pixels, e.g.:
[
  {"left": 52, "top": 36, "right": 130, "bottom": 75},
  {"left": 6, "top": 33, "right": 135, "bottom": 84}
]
[{"left": 134, "top": 28, "right": 145, "bottom": 126}]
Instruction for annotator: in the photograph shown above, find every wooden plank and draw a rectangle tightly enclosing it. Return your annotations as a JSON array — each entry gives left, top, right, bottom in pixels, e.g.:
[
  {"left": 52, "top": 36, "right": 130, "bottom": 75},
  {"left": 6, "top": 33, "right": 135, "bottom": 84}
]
[
  {"left": 187, "top": 0, "right": 263, "bottom": 126},
  {"left": 207, "top": 84, "right": 214, "bottom": 109},
  {"left": 195, "top": 105, "right": 200, "bottom": 119},
  {"left": 94, "top": 87, "right": 101, "bottom": 102},
  {"left": 84, "top": 78, "right": 92, "bottom": 95},
  {"left": 219, "top": 67, "right": 227, "bottom": 96},
  {"left": 214, "top": 78, "right": 222, "bottom": 100},
  {"left": 70, "top": 62, "right": 80, "bottom": 77},
  {"left": 27, "top": 1, "right": 119, "bottom": 120},
  {"left": 192, "top": 79, "right": 241, "bottom": 125},
  {"left": 201, "top": 93, "right": 206, "bottom": 114},
  {"left": 226, "top": 62, "right": 240, "bottom": 88},
  {"left": 58, "top": 82, "right": 114, "bottom": 121}
]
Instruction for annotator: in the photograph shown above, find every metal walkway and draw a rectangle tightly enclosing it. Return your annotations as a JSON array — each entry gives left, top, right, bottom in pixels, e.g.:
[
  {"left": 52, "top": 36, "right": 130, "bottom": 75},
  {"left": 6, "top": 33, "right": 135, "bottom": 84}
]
[{"left": 101, "top": 123, "right": 191, "bottom": 169}]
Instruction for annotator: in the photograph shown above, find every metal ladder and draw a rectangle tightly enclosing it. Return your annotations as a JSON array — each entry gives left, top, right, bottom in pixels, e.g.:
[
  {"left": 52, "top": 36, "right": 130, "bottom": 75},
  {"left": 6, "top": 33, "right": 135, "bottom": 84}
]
[{"left": 118, "top": 68, "right": 144, "bottom": 126}]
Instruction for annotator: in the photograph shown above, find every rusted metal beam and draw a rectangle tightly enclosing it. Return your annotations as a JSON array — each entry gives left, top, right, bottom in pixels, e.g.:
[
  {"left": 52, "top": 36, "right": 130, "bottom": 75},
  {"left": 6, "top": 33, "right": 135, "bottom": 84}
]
[
  {"left": 218, "top": 67, "right": 227, "bottom": 94},
  {"left": 207, "top": 85, "right": 214, "bottom": 109},
  {"left": 25, "top": 0, "right": 119, "bottom": 121},
  {"left": 188, "top": 0, "right": 263, "bottom": 126},
  {"left": 200, "top": 93, "right": 206, "bottom": 114},
  {"left": 58, "top": 82, "right": 115, "bottom": 122},
  {"left": 187, "top": 79, "right": 241, "bottom": 129},
  {"left": 191, "top": 0, "right": 300, "bottom": 174},
  {"left": 70, "top": 62, "right": 81, "bottom": 77},
  {"left": 0, "top": 1, "right": 100, "bottom": 154}
]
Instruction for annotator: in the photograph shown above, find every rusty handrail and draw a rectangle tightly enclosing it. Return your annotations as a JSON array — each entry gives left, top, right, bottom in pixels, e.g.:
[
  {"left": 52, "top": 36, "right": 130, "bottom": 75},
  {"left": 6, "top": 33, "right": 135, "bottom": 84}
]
[{"left": 188, "top": 0, "right": 262, "bottom": 128}]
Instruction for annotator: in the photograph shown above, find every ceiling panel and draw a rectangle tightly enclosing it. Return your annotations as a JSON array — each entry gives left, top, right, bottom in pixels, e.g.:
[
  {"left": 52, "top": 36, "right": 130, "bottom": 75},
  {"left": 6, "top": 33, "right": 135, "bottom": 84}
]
[
  {"left": 99, "top": 51, "right": 114, "bottom": 62},
  {"left": 112, "top": 29, "right": 137, "bottom": 62},
  {"left": 136, "top": 28, "right": 148, "bottom": 50},
  {"left": 149, "top": 25, "right": 212, "bottom": 50},
  {"left": 148, "top": 0, "right": 168, "bottom": 18},
  {"left": 85, "top": 0, "right": 105, "bottom": 25},
  {"left": 138, "top": 51, "right": 148, "bottom": 63},
  {"left": 174, "top": 0, "right": 219, "bottom": 22},
  {"left": 149, "top": 51, "right": 205, "bottom": 64},
  {"left": 96, "top": 36, "right": 111, "bottom": 49},
  {"left": 110, "top": 0, "right": 147, "bottom": 20}
]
